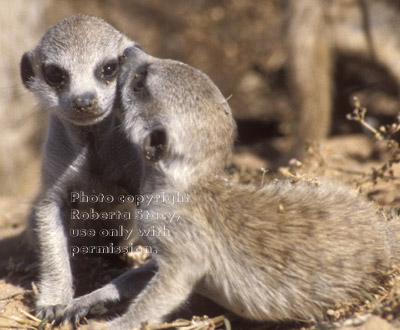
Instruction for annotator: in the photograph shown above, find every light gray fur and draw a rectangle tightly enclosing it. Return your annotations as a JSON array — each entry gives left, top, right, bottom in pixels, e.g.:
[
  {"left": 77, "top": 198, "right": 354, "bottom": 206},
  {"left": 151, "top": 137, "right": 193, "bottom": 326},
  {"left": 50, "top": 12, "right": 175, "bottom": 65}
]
[
  {"left": 59, "top": 48, "right": 400, "bottom": 329},
  {"left": 20, "top": 15, "right": 143, "bottom": 321}
]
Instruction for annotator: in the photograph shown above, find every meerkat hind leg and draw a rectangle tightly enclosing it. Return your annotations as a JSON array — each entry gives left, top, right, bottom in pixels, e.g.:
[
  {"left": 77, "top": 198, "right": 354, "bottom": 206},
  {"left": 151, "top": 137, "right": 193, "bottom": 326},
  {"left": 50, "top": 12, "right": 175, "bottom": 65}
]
[{"left": 104, "top": 267, "right": 198, "bottom": 330}]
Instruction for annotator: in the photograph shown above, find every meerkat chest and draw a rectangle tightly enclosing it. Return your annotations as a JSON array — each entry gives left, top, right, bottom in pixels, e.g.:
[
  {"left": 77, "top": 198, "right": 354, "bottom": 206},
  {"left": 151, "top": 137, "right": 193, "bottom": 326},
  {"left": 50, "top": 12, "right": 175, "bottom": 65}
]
[{"left": 59, "top": 171, "right": 136, "bottom": 247}]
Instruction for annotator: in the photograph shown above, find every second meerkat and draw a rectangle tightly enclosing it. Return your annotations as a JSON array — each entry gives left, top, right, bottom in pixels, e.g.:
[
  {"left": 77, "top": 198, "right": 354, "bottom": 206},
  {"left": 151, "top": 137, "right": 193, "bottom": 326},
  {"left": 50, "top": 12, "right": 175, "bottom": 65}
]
[{"left": 60, "top": 47, "right": 400, "bottom": 329}]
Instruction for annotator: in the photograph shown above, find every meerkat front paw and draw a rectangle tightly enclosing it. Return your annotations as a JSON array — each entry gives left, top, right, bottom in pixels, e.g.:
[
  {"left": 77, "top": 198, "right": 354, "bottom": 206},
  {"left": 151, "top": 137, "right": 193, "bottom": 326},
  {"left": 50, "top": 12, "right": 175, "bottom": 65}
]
[
  {"left": 36, "top": 285, "right": 73, "bottom": 321},
  {"left": 36, "top": 304, "right": 67, "bottom": 322},
  {"left": 58, "top": 297, "right": 107, "bottom": 327}
]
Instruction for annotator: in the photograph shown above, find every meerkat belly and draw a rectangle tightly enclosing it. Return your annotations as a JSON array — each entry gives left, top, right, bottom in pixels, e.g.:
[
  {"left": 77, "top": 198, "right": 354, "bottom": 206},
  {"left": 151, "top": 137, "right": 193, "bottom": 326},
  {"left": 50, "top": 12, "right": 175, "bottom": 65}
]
[{"left": 198, "top": 268, "right": 283, "bottom": 321}]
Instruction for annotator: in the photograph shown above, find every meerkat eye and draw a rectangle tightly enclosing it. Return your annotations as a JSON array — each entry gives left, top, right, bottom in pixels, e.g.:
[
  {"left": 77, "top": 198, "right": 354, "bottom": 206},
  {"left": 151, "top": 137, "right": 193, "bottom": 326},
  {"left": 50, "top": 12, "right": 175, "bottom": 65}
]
[
  {"left": 96, "top": 59, "right": 119, "bottom": 84},
  {"left": 102, "top": 60, "right": 119, "bottom": 79},
  {"left": 43, "top": 64, "right": 66, "bottom": 88},
  {"left": 131, "top": 64, "right": 149, "bottom": 93}
]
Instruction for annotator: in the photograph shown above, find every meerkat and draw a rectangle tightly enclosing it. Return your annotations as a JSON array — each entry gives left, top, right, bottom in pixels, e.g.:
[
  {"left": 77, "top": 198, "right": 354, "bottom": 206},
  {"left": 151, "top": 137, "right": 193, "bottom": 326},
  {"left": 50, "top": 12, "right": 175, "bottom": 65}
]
[
  {"left": 287, "top": 0, "right": 400, "bottom": 157},
  {"left": 56, "top": 47, "right": 400, "bottom": 330},
  {"left": 20, "top": 15, "right": 144, "bottom": 321}
]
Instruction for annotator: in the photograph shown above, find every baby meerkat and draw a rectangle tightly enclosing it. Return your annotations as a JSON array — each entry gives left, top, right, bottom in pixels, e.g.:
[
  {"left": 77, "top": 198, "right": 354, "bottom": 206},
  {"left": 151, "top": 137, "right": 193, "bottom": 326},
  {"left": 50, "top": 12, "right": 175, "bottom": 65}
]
[
  {"left": 20, "top": 15, "right": 143, "bottom": 320},
  {"left": 59, "top": 47, "right": 400, "bottom": 329}
]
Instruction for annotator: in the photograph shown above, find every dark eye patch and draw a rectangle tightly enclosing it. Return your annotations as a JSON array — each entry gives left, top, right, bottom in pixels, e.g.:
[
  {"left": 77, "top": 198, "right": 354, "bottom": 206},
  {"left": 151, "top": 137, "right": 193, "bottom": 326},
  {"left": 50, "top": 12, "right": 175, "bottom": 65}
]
[
  {"left": 96, "top": 59, "right": 119, "bottom": 84},
  {"left": 42, "top": 64, "right": 68, "bottom": 89}
]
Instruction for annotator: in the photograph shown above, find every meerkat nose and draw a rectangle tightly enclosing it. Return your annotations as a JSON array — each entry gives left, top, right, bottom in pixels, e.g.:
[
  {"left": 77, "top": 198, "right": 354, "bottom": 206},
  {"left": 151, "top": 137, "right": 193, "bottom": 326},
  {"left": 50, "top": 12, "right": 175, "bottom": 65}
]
[{"left": 72, "top": 92, "right": 98, "bottom": 113}]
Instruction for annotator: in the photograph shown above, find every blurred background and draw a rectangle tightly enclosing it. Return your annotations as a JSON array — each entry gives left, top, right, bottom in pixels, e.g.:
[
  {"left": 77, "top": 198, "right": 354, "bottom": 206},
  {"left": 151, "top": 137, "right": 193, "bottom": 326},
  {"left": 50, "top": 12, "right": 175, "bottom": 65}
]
[{"left": 1, "top": 0, "right": 400, "bottom": 198}]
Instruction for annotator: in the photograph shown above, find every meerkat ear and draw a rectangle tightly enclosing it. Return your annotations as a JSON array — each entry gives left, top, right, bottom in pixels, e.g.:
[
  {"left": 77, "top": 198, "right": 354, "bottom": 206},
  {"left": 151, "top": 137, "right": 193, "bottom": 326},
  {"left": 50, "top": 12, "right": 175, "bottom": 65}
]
[
  {"left": 121, "top": 45, "right": 142, "bottom": 61},
  {"left": 143, "top": 127, "right": 168, "bottom": 162},
  {"left": 20, "top": 51, "right": 36, "bottom": 89}
]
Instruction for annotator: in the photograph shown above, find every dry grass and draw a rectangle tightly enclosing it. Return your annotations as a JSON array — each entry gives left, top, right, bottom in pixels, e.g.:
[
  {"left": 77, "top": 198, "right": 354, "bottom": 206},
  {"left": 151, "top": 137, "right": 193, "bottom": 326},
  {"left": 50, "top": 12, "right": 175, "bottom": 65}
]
[{"left": 0, "top": 306, "right": 231, "bottom": 330}]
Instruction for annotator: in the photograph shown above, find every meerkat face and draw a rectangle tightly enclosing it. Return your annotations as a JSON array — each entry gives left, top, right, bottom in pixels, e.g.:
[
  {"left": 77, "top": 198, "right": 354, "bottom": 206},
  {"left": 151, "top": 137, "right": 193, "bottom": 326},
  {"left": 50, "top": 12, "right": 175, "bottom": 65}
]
[
  {"left": 118, "top": 47, "right": 236, "bottom": 180},
  {"left": 20, "top": 15, "right": 136, "bottom": 126}
]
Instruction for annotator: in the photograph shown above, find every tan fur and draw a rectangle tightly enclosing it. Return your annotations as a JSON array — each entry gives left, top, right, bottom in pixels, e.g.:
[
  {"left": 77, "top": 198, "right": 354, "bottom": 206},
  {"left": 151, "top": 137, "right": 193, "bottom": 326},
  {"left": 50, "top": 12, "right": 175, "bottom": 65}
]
[{"left": 58, "top": 47, "right": 400, "bottom": 330}]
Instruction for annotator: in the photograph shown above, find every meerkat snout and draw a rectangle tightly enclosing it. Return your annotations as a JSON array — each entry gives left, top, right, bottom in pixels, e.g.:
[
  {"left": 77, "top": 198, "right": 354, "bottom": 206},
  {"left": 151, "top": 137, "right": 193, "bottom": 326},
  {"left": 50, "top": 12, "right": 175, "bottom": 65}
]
[{"left": 72, "top": 92, "right": 98, "bottom": 114}]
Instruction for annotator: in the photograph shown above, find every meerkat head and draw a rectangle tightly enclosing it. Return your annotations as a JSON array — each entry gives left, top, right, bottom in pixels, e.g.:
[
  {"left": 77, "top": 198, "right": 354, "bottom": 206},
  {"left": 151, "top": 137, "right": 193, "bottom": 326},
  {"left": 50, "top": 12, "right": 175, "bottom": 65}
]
[
  {"left": 20, "top": 15, "right": 136, "bottom": 126},
  {"left": 118, "top": 47, "right": 236, "bottom": 184}
]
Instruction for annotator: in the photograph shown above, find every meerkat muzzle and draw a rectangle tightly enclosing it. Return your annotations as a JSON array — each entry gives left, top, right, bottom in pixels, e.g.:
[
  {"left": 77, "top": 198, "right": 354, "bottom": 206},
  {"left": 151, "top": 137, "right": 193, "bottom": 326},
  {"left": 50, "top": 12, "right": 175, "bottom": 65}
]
[{"left": 73, "top": 93, "right": 99, "bottom": 114}]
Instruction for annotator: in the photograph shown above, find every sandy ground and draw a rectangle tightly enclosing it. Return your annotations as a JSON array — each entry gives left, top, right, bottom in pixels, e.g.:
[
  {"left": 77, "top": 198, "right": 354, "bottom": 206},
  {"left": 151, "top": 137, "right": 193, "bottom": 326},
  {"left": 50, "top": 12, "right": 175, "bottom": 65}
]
[{"left": 1, "top": 130, "right": 400, "bottom": 330}]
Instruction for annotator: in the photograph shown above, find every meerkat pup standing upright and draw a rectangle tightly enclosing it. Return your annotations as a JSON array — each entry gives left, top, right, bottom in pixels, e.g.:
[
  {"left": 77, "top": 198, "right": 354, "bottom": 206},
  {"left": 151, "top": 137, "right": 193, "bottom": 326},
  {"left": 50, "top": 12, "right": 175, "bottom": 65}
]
[
  {"left": 20, "top": 15, "right": 143, "bottom": 320},
  {"left": 58, "top": 47, "right": 400, "bottom": 330}
]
